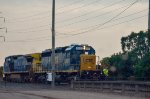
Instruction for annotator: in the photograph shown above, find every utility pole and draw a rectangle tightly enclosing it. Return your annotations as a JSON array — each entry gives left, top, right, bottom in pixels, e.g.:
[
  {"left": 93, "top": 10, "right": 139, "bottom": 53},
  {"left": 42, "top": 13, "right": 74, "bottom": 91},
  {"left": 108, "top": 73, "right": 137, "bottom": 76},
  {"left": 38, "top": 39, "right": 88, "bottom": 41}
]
[
  {"left": 0, "top": 27, "right": 7, "bottom": 33},
  {"left": 0, "top": 16, "right": 6, "bottom": 32},
  {"left": 148, "top": 0, "right": 150, "bottom": 51},
  {"left": 51, "top": 0, "right": 55, "bottom": 87},
  {"left": 0, "top": 36, "right": 5, "bottom": 42},
  {"left": 0, "top": 14, "right": 6, "bottom": 42},
  {"left": 0, "top": 17, "right": 5, "bottom": 23},
  {"left": 148, "top": 0, "right": 150, "bottom": 32}
]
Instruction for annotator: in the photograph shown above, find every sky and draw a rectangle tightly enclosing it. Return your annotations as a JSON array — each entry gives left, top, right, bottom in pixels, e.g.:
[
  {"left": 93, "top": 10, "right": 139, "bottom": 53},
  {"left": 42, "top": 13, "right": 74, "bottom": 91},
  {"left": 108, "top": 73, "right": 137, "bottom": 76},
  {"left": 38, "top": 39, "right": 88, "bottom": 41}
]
[{"left": 0, "top": 0, "right": 148, "bottom": 66}]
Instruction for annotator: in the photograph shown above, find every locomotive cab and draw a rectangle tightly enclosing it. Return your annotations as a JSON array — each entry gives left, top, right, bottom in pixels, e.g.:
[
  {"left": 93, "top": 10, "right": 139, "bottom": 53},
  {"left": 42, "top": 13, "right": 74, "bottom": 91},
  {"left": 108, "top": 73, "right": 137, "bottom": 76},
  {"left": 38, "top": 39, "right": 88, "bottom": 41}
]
[{"left": 80, "top": 54, "right": 96, "bottom": 71}]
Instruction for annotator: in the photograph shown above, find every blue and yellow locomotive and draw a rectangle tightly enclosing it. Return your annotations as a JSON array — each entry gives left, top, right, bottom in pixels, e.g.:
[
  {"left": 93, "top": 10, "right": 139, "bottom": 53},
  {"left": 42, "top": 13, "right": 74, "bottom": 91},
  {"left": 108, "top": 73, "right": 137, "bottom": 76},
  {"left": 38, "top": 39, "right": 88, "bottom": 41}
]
[{"left": 3, "top": 44, "right": 101, "bottom": 83}]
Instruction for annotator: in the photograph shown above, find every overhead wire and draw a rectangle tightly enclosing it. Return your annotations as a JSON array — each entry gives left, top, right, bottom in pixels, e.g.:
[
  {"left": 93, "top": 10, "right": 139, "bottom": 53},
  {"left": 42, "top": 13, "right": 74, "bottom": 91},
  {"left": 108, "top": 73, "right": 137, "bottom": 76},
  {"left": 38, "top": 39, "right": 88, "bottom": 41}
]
[
  {"left": 56, "top": 0, "right": 126, "bottom": 23},
  {"left": 6, "top": 0, "right": 86, "bottom": 22},
  {"left": 6, "top": 0, "right": 125, "bottom": 23},
  {"left": 6, "top": 0, "right": 124, "bottom": 32},
  {"left": 56, "top": 15, "right": 147, "bottom": 39},
  {"left": 6, "top": 0, "right": 98, "bottom": 23},
  {"left": 6, "top": 0, "right": 126, "bottom": 32},
  {"left": 94, "top": 15, "right": 147, "bottom": 32},
  {"left": 57, "top": 5, "right": 147, "bottom": 29},
  {"left": 7, "top": 1, "right": 145, "bottom": 35},
  {"left": 56, "top": 0, "right": 102, "bottom": 15},
  {"left": 8, "top": 13, "right": 146, "bottom": 43},
  {"left": 6, "top": 0, "right": 85, "bottom": 21},
  {"left": 4, "top": 0, "right": 147, "bottom": 43},
  {"left": 8, "top": 24, "right": 50, "bottom": 33},
  {"left": 56, "top": 0, "right": 86, "bottom": 10},
  {"left": 6, "top": 1, "right": 86, "bottom": 21},
  {"left": 57, "top": 0, "right": 140, "bottom": 36},
  {"left": 8, "top": 28, "right": 50, "bottom": 34},
  {"left": 7, "top": 11, "right": 50, "bottom": 21},
  {"left": 57, "top": 8, "right": 147, "bottom": 30},
  {"left": 5, "top": 15, "right": 147, "bottom": 43},
  {"left": 6, "top": 14, "right": 147, "bottom": 43},
  {"left": 6, "top": 36, "right": 51, "bottom": 43},
  {"left": 6, "top": 15, "right": 51, "bottom": 23}
]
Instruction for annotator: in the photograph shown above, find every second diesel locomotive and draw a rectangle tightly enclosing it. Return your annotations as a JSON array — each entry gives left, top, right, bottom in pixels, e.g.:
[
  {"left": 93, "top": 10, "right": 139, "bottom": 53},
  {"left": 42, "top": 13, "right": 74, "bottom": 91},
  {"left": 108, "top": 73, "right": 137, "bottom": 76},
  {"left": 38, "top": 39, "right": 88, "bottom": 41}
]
[{"left": 3, "top": 44, "right": 101, "bottom": 83}]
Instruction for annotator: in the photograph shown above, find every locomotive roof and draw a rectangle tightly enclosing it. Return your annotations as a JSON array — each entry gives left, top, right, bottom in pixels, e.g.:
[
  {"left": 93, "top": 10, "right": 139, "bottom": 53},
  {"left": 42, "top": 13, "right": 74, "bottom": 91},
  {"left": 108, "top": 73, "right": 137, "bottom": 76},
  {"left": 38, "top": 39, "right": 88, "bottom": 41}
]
[
  {"left": 42, "top": 46, "right": 68, "bottom": 53},
  {"left": 5, "top": 55, "right": 23, "bottom": 59},
  {"left": 65, "top": 44, "right": 94, "bottom": 51},
  {"left": 42, "top": 44, "right": 95, "bottom": 54}
]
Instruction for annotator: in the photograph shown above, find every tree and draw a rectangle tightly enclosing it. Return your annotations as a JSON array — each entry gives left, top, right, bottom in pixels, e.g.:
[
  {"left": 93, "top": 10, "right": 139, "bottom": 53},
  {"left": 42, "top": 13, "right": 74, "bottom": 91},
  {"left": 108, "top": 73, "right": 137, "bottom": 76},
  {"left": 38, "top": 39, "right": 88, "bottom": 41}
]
[
  {"left": 101, "top": 30, "right": 150, "bottom": 80},
  {"left": 100, "top": 57, "right": 111, "bottom": 68},
  {"left": 135, "top": 52, "right": 150, "bottom": 80},
  {"left": 121, "top": 31, "right": 149, "bottom": 59},
  {"left": 101, "top": 53, "right": 134, "bottom": 79},
  {"left": 120, "top": 31, "right": 150, "bottom": 79}
]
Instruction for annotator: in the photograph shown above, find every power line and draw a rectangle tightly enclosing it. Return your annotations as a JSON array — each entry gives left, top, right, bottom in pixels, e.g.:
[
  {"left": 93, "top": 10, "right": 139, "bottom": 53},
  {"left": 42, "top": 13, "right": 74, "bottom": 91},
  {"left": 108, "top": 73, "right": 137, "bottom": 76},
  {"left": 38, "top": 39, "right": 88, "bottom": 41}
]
[
  {"left": 8, "top": 35, "right": 50, "bottom": 42},
  {"left": 6, "top": 0, "right": 138, "bottom": 33},
  {"left": 5, "top": 9, "right": 144, "bottom": 42},
  {"left": 4, "top": 0, "right": 124, "bottom": 26},
  {"left": 6, "top": 15, "right": 51, "bottom": 23},
  {"left": 5, "top": 31, "right": 68, "bottom": 42},
  {"left": 8, "top": 4, "right": 145, "bottom": 35},
  {"left": 57, "top": 7, "right": 147, "bottom": 29},
  {"left": 95, "top": 15, "right": 147, "bottom": 32},
  {"left": 4, "top": 2, "right": 125, "bottom": 32},
  {"left": 8, "top": 28, "right": 50, "bottom": 34},
  {"left": 7, "top": 0, "right": 125, "bottom": 23},
  {"left": 7, "top": 11, "right": 50, "bottom": 21},
  {"left": 6, "top": 0, "right": 94, "bottom": 22},
  {"left": 56, "top": 0, "right": 125, "bottom": 23},
  {"left": 57, "top": 5, "right": 129, "bottom": 28},
  {"left": 8, "top": 3, "right": 128, "bottom": 33},
  {"left": 56, "top": 0, "right": 86, "bottom": 10},
  {"left": 4, "top": 30, "right": 63, "bottom": 43},
  {"left": 109, "top": 9, "right": 147, "bottom": 22},
  {"left": 69, "top": 0, "right": 140, "bottom": 36},
  {"left": 5, "top": 0, "right": 145, "bottom": 24},
  {"left": 57, "top": 0, "right": 139, "bottom": 36},
  {"left": 5, "top": 0, "right": 86, "bottom": 21},
  {"left": 3, "top": 0, "right": 145, "bottom": 43},
  {"left": 57, "top": 15, "right": 147, "bottom": 39},
  {"left": 6, "top": 0, "right": 97, "bottom": 22},
  {"left": 8, "top": 24, "right": 50, "bottom": 33},
  {"left": 56, "top": 0, "right": 102, "bottom": 15},
  {"left": 6, "top": 34, "right": 53, "bottom": 42},
  {"left": 5, "top": 15, "right": 147, "bottom": 43},
  {"left": 6, "top": 38, "right": 50, "bottom": 43}
]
